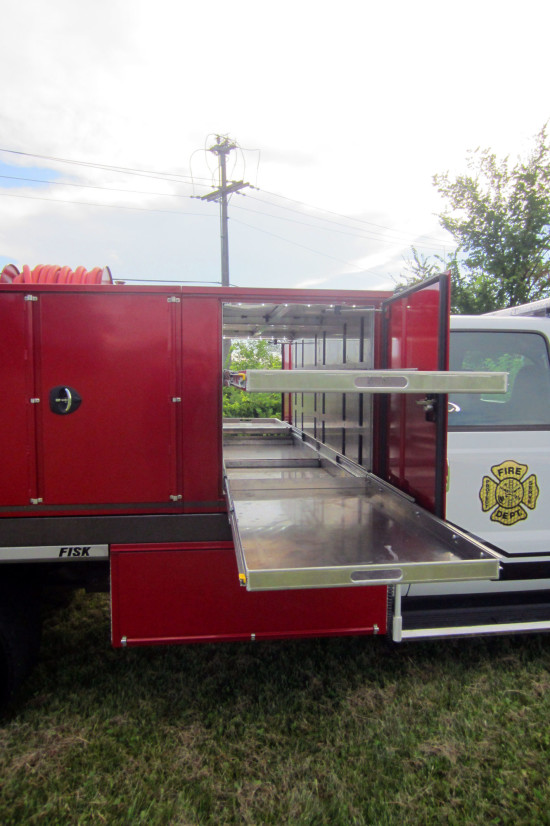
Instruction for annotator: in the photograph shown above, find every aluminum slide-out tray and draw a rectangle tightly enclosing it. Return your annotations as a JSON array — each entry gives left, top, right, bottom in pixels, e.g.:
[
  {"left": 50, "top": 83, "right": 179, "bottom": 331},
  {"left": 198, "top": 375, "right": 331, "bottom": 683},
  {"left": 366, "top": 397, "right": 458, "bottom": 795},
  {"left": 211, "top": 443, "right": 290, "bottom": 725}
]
[{"left": 223, "top": 420, "right": 501, "bottom": 592}]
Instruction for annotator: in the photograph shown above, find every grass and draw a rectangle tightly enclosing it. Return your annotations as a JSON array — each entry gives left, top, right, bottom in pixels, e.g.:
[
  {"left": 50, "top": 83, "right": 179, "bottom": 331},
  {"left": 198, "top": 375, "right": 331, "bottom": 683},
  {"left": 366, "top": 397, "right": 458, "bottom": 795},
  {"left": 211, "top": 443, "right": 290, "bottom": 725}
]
[{"left": 2, "top": 592, "right": 550, "bottom": 824}]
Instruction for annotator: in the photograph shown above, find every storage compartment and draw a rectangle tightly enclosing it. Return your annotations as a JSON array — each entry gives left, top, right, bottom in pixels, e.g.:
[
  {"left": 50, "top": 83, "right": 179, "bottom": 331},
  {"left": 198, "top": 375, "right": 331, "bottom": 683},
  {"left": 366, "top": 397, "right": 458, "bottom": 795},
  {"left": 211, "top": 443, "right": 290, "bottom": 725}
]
[
  {"left": 36, "top": 292, "right": 180, "bottom": 506},
  {"left": 110, "top": 541, "right": 387, "bottom": 646},
  {"left": 0, "top": 288, "right": 182, "bottom": 514},
  {"left": 222, "top": 280, "right": 503, "bottom": 593}
]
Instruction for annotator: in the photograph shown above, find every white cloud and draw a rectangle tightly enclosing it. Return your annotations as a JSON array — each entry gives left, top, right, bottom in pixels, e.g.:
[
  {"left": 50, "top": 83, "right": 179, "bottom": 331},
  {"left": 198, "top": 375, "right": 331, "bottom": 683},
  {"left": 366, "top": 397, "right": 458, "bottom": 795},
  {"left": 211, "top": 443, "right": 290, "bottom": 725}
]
[{"left": 0, "top": 0, "right": 548, "bottom": 289}]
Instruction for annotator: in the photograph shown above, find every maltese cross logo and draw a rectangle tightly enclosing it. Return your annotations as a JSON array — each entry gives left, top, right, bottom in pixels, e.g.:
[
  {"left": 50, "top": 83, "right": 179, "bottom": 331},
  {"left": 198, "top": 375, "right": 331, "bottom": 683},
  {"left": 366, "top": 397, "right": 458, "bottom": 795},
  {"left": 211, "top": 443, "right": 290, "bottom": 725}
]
[{"left": 479, "top": 460, "right": 539, "bottom": 526}]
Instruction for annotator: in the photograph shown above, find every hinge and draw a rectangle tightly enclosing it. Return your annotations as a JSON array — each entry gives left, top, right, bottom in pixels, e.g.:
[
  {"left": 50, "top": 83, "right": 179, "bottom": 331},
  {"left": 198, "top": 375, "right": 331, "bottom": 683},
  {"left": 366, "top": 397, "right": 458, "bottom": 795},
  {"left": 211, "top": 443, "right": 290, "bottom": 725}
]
[
  {"left": 30, "top": 498, "right": 43, "bottom": 505},
  {"left": 30, "top": 398, "right": 40, "bottom": 404},
  {"left": 24, "top": 295, "right": 38, "bottom": 302},
  {"left": 170, "top": 494, "right": 183, "bottom": 501},
  {"left": 172, "top": 397, "right": 182, "bottom": 403},
  {"left": 167, "top": 296, "right": 181, "bottom": 303}
]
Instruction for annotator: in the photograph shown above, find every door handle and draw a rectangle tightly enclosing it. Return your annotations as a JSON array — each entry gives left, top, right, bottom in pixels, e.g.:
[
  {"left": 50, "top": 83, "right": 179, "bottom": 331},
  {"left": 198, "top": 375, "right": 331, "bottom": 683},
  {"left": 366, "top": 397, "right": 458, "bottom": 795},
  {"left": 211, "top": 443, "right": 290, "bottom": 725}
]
[
  {"left": 416, "top": 394, "right": 437, "bottom": 422},
  {"left": 49, "top": 386, "right": 82, "bottom": 415}
]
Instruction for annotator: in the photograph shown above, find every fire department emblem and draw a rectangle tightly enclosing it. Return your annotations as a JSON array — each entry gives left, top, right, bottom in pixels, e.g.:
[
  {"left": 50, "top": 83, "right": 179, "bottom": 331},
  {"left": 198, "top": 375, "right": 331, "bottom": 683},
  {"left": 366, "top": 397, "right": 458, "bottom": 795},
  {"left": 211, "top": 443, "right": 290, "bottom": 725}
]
[{"left": 479, "top": 460, "right": 539, "bottom": 526}]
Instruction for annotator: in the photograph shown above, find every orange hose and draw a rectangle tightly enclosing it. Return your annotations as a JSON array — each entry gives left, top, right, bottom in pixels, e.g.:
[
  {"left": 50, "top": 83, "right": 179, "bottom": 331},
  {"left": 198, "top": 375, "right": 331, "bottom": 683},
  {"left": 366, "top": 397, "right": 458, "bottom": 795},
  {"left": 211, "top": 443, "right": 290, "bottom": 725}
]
[
  {"left": 0, "top": 263, "right": 113, "bottom": 285},
  {"left": 57, "top": 266, "right": 72, "bottom": 284}
]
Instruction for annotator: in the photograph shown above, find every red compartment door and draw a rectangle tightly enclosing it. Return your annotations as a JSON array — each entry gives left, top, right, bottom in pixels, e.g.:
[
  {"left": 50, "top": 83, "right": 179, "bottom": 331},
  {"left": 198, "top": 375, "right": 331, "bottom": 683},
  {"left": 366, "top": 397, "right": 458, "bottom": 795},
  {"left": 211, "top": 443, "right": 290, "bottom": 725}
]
[
  {"left": 36, "top": 292, "right": 179, "bottom": 506},
  {"left": 380, "top": 274, "right": 450, "bottom": 516},
  {"left": 0, "top": 293, "right": 36, "bottom": 506},
  {"left": 110, "top": 543, "right": 387, "bottom": 646}
]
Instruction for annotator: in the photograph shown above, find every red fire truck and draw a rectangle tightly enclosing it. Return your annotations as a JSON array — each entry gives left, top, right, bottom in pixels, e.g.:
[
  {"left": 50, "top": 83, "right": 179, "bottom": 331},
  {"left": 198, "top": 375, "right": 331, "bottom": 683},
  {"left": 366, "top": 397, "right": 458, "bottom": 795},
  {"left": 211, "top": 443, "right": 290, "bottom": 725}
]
[{"left": 0, "top": 266, "right": 517, "bottom": 703}]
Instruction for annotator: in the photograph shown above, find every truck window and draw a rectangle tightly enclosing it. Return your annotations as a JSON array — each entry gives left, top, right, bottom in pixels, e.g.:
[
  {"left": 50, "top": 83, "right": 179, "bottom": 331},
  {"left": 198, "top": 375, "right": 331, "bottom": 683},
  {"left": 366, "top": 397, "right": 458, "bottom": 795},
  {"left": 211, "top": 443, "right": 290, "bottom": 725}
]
[{"left": 448, "top": 331, "right": 550, "bottom": 429}]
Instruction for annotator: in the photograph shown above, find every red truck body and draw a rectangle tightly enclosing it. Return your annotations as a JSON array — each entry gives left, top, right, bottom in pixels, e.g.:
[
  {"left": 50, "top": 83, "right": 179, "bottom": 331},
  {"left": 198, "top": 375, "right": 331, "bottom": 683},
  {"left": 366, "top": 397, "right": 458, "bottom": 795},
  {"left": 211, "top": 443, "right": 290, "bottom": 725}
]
[{"left": 1, "top": 274, "right": 506, "bottom": 702}]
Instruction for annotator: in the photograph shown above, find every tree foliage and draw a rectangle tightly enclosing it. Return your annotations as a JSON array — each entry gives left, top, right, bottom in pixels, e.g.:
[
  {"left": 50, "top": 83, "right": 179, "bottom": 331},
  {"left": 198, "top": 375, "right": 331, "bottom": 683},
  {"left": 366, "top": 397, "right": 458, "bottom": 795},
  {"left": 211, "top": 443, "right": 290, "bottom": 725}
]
[
  {"left": 400, "top": 248, "right": 502, "bottom": 314},
  {"left": 434, "top": 125, "right": 550, "bottom": 311},
  {"left": 400, "top": 246, "right": 441, "bottom": 283},
  {"left": 223, "top": 339, "right": 282, "bottom": 418}
]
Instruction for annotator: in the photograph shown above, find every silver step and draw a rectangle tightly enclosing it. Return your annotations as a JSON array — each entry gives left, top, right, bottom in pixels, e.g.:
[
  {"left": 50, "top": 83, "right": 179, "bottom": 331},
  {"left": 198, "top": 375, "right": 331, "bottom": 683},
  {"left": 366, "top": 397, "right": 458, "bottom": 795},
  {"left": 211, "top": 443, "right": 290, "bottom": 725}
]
[{"left": 400, "top": 620, "right": 550, "bottom": 640}]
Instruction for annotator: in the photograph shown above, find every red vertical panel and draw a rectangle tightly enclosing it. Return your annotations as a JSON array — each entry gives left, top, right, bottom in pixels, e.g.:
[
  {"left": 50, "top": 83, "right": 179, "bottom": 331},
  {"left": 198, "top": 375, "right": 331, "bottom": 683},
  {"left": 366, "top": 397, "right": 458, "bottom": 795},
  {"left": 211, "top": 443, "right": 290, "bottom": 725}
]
[
  {"left": 37, "top": 292, "right": 177, "bottom": 505},
  {"left": 383, "top": 276, "right": 449, "bottom": 514},
  {"left": 180, "top": 298, "right": 223, "bottom": 508},
  {"left": 0, "top": 293, "right": 36, "bottom": 505}
]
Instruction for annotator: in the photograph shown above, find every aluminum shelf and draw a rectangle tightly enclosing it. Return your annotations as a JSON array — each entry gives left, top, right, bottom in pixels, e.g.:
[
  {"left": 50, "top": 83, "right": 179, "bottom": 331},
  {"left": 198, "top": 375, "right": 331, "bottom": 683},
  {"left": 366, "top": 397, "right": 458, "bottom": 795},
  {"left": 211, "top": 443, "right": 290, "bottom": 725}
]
[{"left": 244, "top": 369, "right": 508, "bottom": 395}]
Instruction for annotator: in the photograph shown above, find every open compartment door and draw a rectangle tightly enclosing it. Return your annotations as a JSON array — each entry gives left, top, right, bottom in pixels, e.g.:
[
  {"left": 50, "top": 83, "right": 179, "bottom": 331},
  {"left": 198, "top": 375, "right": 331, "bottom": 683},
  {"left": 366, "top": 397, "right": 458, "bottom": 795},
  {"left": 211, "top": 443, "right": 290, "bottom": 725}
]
[
  {"left": 222, "top": 285, "right": 502, "bottom": 595},
  {"left": 379, "top": 273, "right": 450, "bottom": 517}
]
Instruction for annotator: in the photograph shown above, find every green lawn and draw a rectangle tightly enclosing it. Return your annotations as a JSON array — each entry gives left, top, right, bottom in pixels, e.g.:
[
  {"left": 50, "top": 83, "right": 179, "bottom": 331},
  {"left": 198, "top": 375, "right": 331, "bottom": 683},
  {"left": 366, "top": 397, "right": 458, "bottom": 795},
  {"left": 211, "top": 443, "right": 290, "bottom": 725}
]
[{"left": 2, "top": 591, "right": 550, "bottom": 825}]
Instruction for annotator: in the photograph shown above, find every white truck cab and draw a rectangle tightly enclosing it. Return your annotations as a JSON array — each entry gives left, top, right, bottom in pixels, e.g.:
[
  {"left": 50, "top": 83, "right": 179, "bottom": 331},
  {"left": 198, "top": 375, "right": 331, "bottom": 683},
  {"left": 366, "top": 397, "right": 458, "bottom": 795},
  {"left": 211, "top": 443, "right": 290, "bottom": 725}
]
[
  {"left": 447, "top": 314, "right": 550, "bottom": 557},
  {"left": 404, "top": 309, "right": 550, "bottom": 620}
]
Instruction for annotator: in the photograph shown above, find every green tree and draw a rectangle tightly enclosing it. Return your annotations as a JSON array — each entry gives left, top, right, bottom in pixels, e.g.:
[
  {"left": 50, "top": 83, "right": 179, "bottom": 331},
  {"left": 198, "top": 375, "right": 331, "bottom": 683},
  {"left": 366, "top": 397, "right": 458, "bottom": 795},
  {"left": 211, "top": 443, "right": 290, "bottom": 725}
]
[
  {"left": 400, "top": 246, "right": 441, "bottom": 282},
  {"left": 399, "top": 247, "right": 500, "bottom": 314},
  {"left": 434, "top": 124, "right": 550, "bottom": 311},
  {"left": 223, "top": 339, "right": 282, "bottom": 418}
]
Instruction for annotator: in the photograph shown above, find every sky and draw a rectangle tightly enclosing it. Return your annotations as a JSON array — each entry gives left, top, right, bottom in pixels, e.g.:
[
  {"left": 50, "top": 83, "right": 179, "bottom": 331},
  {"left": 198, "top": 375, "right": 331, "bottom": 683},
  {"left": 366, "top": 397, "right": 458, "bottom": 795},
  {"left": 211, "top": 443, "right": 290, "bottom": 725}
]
[{"left": 0, "top": 0, "right": 549, "bottom": 292}]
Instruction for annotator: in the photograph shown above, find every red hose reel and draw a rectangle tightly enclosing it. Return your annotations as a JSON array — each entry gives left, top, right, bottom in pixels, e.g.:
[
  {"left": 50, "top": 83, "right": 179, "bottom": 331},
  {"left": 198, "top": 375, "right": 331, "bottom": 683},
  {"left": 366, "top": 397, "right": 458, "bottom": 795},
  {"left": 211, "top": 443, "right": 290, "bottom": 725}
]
[{"left": 0, "top": 264, "right": 113, "bottom": 284}]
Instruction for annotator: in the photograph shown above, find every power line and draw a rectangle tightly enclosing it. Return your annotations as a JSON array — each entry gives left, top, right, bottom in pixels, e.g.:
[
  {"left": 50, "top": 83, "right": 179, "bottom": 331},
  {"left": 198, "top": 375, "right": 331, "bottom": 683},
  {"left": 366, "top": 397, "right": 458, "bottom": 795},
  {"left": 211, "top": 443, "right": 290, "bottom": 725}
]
[
  {"left": 0, "top": 146, "right": 447, "bottom": 244},
  {"left": 0, "top": 188, "right": 388, "bottom": 277},
  {"left": 231, "top": 199, "right": 449, "bottom": 251},
  {"left": 0, "top": 173, "right": 208, "bottom": 199},
  {"left": 0, "top": 145, "right": 450, "bottom": 276},
  {"left": 0, "top": 170, "right": 448, "bottom": 251},
  {"left": 0, "top": 187, "right": 417, "bottom": 277},
  {"left": 0, "top": 190, "right": 215, "bottom": 216},
  {"left": 116, "top": 278, "right": 222, "bottom": 284},
  {"left": 231, "top": 217, "right": 385, "bottom": 277},
  {"left": 0, "top": 145, "right": 449, "bottom": 246},
  {"left": 253, "top": 187, "right": 448, "bottom": 246},
  {"left": 0, "top": 147, "right": 213, "bottom": 185}
]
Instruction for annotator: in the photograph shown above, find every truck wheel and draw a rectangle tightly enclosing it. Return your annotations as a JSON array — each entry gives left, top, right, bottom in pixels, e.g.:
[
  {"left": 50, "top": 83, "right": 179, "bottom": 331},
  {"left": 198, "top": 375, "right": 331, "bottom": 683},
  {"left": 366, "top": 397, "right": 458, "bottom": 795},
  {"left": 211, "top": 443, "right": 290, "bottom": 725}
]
[{"left": 0, "top": 582, "right": 41, "bottom": 708}]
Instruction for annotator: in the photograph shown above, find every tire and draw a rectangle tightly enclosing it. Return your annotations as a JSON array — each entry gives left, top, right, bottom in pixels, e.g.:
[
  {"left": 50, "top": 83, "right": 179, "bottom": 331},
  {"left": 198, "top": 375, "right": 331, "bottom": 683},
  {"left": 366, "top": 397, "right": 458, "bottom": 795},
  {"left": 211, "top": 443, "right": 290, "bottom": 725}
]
[{"left": 0, "top": 579, "right": 41, "bottom": 708}]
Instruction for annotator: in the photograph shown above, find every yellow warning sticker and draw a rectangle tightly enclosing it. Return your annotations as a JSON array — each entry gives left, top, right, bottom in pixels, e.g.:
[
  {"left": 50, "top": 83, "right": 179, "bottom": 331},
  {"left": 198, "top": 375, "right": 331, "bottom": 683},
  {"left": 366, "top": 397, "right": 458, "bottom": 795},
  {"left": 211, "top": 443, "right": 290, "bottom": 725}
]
[{"left": 479, "top": 460, "right": 539, "bottom": 526}]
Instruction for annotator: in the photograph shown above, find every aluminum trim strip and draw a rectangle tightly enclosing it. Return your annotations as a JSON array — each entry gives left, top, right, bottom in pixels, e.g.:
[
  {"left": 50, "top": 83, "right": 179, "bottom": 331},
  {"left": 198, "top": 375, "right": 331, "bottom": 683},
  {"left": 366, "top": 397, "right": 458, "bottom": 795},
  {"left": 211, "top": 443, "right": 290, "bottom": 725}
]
[{"left": 0, "top": 544, "right": 109, "bottom": 562}]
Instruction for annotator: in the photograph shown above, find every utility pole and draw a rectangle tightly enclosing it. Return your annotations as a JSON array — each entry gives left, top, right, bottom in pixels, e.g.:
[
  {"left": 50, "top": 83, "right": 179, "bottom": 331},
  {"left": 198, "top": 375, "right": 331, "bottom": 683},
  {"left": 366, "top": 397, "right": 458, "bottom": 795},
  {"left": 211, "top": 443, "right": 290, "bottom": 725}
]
[{"left": 200, "top": 136, "right": 249, "bottom": 287}]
